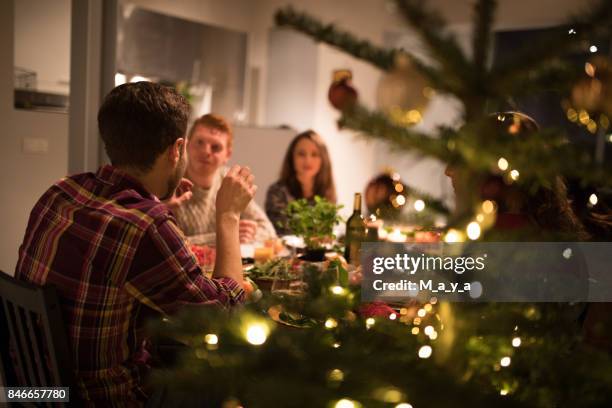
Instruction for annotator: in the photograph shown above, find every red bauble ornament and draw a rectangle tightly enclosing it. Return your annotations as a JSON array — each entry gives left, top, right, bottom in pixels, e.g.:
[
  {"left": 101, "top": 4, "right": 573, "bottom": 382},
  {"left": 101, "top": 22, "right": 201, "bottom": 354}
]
[{"left": 328, "top": 69, "right": 358, "bottom": 110}]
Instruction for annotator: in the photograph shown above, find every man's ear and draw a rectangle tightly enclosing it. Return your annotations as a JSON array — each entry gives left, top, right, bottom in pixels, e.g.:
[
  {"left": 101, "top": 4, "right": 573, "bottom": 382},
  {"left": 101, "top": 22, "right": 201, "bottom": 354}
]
[{"left": 169, "top": 138, "right": 185, "bottom": 165}]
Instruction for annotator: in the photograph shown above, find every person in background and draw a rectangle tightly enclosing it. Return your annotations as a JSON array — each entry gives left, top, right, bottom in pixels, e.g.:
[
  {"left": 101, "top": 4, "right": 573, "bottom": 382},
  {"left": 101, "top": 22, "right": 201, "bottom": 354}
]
[
  {"left": 171, "top": 114, "right": 276, "bottom": 244},
  {"left": 265, "top": 130, "right": 337, "bottom": 235},
  {"left": 364, "top": 172, "right": 408, "bottom": 220},
  {"left": 15, "top": 82, "right": 254, "bottom": 406}
]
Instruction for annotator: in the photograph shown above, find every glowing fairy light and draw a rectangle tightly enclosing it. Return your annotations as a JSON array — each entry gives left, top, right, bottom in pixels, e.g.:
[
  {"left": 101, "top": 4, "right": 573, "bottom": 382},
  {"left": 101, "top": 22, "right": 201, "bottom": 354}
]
[
  {"left": 331, "top": 286, "right": 346, "bottom": 295},
  {"left": 444, "top": 229, "right": 463, "bottom": 243},
  {"left": 590, "top": 45, "right": 598, "bottom": 53},
  {"left": 424, "top": 326, "right": 435, "bottom": 336},
  {"left": 497, "top": 157, "right": 509, "bottom": 171},
  {"left": 333, "top": 342, "right": 341, "bottom": 348},
  {"left": 366, "top": 317, "right": 376, "bottom": 329},
  {"left": 395, "top": 183, "right": 404, "bottom": 193},
  {"left": 413, "top": 199, "right": 425, "bottom": 212},
  {"left": 396, "top": 195, "right": 406, "bottom": 206},
  {"left": 389, "top": 313, "right": 397, "bottom": 320},
  {"left": 328, "top": 368, "right": 344, "bottom": 382},
  {"left": 335, "top": 399, "right": 356, "bottom": 408},
  {"left": 417, "top": 308, "right": 426, "bottom": 317},
  {"left": 411, "top": 327, "right": 420, "bottom": 335},
  {"left": 566, "top": 108, "right": 578, "bottom": 122},
  {"left": 500, "top": 389, "right": 509, "bottom": 396},
  {"left": 204, "top": 334, "right": 218, "bottom": 345},
  {"left": 509, "top": 170, "right": 520, "bottom": 181},
  {"left": 418, "top": 345, "right": 433, "bottom": 359},
  {"left": 245, "top": 323, "right": 268, "bottom": 345},
  {"left": 395, "top": 404, "right": 413, "bottom": 408},
  {"left": 512, "top": 337, "right": 522, "bottom": 347},
  {"left": 466, "top": 222, "right": 481, "bottom": 240},
  {"left": 579, "top": 110, "right": 590, "bottom": 124},
  {"left": 568, "top": 28, "right": 576, "bottom": 34},
  {"left": 325, "top": 318, "right": 338, "bottom": 329},
  {"left": 500, "top": 356, "right": 511, "bottom": 367},
  {"left": 482, "top": 200, "right": 495, "bottom": 214},
  {"left": 589, "top": 193, "right": 598, "bottom": 206},
  {"left": 429, "top": 331, "right": 438, "bottom": 340},
  {"left": 424, "top": 304, "right": 433, "bottom": 312}
]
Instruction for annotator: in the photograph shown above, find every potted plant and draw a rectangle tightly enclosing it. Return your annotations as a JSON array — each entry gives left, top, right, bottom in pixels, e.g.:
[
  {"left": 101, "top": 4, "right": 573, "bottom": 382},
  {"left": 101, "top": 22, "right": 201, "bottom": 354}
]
[{"left": 284, "top": 196, "right": 343, "bottom": 261}]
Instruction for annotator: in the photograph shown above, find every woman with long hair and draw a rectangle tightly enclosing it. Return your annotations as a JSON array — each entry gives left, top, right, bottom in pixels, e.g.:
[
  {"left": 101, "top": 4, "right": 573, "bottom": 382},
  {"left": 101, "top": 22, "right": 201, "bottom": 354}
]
[{"left": 265, "top": 130, "right": 337, "bottom": 235}]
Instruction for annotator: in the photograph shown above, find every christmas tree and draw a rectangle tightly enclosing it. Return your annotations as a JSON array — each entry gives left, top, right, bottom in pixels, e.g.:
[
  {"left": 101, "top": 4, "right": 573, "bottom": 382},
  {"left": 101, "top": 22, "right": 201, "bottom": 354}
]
[{"left": 148, "top": 1, "right": 612, "bottom": 406}]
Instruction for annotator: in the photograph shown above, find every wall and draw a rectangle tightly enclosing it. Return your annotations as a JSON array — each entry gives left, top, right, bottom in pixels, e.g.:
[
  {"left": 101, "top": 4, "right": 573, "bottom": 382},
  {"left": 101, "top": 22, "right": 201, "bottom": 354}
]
[{"left": 0, "top": 0, "right": 69, "bottom": 274}]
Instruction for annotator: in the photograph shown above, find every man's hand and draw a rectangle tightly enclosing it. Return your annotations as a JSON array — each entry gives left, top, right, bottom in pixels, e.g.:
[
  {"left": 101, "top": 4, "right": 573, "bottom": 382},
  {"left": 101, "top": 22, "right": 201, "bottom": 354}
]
[
  {"left": 239, "top": 219, "right": 257, "bottom": 243},
  {"left": 164, "top": 178, "right": 193, "bottom": 210},
  {"left": 216, "top": 165, "right": 257, "bottom": 220}
]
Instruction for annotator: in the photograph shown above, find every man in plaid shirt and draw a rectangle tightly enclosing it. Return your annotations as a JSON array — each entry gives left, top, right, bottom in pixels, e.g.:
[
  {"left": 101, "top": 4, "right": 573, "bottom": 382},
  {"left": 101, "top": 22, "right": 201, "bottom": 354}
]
[{"left": 15, "top": 82, "right": 255, "bottom": 405}]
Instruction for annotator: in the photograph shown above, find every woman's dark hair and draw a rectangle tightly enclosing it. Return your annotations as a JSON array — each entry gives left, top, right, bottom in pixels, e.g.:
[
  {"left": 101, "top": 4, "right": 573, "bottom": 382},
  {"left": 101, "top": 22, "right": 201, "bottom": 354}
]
[
  {"left": 485, "top": 112, "right": 588, "bottom": 239},
  {"left": 279, "top": 130, "right": 337, "bottom": 202},
  {"left": 98, "top": 82, "right": 191, "bottom": 171}
]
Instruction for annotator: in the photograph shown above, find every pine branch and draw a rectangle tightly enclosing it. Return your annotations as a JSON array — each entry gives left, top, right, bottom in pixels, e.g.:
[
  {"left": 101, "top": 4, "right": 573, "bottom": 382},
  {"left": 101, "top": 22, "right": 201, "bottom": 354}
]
[
  {"left": 338, "top": 105, "right": 453, "bottom": 163},
  {"left": 274, "top": 7, "right": 399, "bottom": 71},
  {"left": 394, "top": 0, "right": 472, "bottom": 90},
  {"left": 404, "top": 184, "right": 451, "bottom": 215}
]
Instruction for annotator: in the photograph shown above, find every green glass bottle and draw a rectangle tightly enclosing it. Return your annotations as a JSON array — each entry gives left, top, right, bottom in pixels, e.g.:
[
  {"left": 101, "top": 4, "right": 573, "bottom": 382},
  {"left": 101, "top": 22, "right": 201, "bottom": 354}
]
[{"left": 344, "top": 193, "right": 366, "bottom": 265}]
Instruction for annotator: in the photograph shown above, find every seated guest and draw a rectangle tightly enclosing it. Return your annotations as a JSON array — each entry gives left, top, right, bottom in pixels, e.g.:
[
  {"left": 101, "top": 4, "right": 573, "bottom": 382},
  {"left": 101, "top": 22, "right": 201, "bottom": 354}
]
[
  {"left": 172, "top": 114, "right": 276, "bottom": 244},
  {"left": 364, "top": 172, "right": 408, "bottom": 220},
  {"left": 15, "top": 82, "right": 254, "bottom": 405},
  {"left": 265, "top": 130, "right": 337, "bottom": 235}
]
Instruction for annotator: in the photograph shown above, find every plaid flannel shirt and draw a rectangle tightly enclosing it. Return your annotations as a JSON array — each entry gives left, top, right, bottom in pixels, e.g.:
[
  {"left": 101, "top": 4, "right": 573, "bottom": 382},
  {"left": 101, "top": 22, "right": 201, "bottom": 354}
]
[{"left": 15, "top": 165, "right": 244, "bottom": 405}]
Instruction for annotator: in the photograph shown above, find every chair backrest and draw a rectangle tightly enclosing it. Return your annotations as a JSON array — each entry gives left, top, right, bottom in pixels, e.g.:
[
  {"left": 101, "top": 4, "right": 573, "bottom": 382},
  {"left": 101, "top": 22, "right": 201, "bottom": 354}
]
[{"left": 0, "top": 270, "right": 75, "bottom": 390}]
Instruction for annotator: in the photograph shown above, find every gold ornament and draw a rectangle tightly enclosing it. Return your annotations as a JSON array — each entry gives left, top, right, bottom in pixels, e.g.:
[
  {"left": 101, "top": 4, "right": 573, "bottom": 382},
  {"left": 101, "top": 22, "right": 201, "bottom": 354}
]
[{"left": 377, "top": 53, "right": 432, "bottom": 126}]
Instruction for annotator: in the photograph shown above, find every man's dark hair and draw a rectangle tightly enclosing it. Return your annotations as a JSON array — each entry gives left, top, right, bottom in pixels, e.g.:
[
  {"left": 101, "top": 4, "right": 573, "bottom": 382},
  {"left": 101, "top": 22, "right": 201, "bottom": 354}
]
[{"left": 98, "top": 82, "right": 191, "bottom": 171}]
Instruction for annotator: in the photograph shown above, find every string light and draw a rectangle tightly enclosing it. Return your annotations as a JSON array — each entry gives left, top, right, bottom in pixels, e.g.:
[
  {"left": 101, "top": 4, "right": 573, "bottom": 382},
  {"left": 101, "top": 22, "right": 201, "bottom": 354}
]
[
  {"left": 466, "top": 222, "right": 481, "bottom": 240},
  {"left": 331, "top": 286, "right": 346, "bottom": 295},
  {"left": 424, "top": 326, "right": 434, "bottom": 336},
  {"left": 245, "top": 323, "right": 269, "bottom": 345},
  {"left": 333, "top": 342, "right": 341, "bottom": 348},
  {"left": 509, "top": 170, "right": 520, "bottom": 181},
  {"left": 335, "top": 399, "right": 357, "bottom": 408},
  {"left": 325, "top": 318, "right": 339, "bottom": 329},
  {"left": 418, "top": 345, "right": 433, "bottom": 359},
  {"left": 411, "top": 327, "right": 420, "bottom": 335},
  {"left": 366, "top": 317, "right": 376, "bottom": 329},
  {"left": 589, "top": 45, "right": 598, "bottom": 53},
  {"left": 587, "top": 119, "right": 597, "bottom": 134},
  {"left": 389, "top": 313, "right": 397, "bottom": 320},
  {"left": 568, "top": 28, "right": 576, "bottom": 34},
  {"left": 444, "top": 229, "right": 463, "bottom": 243},
  {"left": 424, "top": 304, "right": 433, "bottom": 312},
  {"left": 500, "top": 389, "right": 509, "bottom": 396},
  {"left": 497, "top": 157, "right": 509, "bottom": 171},
  {"left": 204, "top": 334, "right": 218, "bottom": 345},
  {"left": 500, "top": 356, "right": 511, "bottom": 367},
  {"left": 579, "top": 110, "right": 590, "bottom": 125},
  {"left": 328, "top": 368, "right": 344, "bottom": 382},
  {"left": 414, "top": 199, "right": 425, "bottom": 212},
  {"left": 395, "top": 404, "right": 413, "bottom": 408},
  {"left": 429, "top": 331, "right": 438, "bottom": 340},
  {"left": 417, "top": 308, "right": 426, "bottom": 317},
  {"left": 566, "top": 108, "right": 578, "bottom": 122},
  {"left": 512, "top": 337, "right": 522, "bottom": 347},
  {"left": 589, "top": 193, "right": 598, "bottom": 206}
]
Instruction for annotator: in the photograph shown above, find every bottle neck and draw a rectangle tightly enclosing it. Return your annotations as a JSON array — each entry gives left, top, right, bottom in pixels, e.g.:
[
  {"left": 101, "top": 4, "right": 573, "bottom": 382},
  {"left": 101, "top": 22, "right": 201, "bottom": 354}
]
[{"left": 353, "top": 193, "right": 362, "bottom": 213}]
